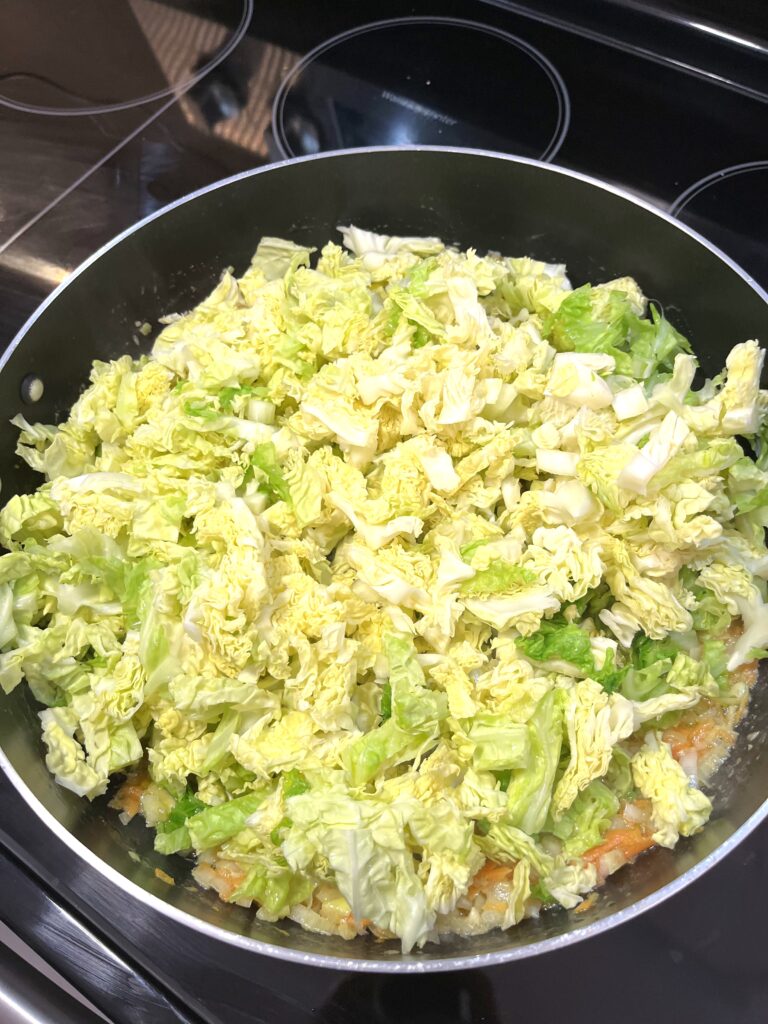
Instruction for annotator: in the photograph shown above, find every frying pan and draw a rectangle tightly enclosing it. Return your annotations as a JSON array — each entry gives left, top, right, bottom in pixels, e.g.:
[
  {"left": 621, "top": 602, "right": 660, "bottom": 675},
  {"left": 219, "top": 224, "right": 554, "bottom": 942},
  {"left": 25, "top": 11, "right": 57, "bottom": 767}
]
[{"left": 1, "top": 147, "right": 767, "bottom": 972}]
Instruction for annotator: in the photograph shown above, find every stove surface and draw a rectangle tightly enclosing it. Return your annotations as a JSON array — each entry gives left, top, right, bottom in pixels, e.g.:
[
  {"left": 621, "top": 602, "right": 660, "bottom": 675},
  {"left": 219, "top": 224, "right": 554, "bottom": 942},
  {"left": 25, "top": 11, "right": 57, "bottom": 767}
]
[
  {"left": 1, "top": 3, "right": 767, "bottom": 1022},
  {"left": 1, "top": 0, "right": 766, "bottom": 344}
]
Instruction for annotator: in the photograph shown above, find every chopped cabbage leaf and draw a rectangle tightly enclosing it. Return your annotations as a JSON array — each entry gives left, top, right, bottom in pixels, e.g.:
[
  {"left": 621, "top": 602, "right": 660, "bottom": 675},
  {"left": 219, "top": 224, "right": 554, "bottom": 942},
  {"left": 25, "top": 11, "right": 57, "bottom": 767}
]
[
  {"left": 631, "top": 733, "right": 712, "bottom": 847},
  {"left": 1, "top": 225, "right": 764, "bottom": 951}
]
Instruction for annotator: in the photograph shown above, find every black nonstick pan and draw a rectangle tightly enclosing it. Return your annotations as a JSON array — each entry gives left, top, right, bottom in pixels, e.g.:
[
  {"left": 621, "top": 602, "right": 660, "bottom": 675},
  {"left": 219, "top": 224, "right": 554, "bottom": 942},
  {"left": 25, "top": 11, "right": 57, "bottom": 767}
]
[{"left": 1, "top": 147, "right": 767, "bottom": 971}]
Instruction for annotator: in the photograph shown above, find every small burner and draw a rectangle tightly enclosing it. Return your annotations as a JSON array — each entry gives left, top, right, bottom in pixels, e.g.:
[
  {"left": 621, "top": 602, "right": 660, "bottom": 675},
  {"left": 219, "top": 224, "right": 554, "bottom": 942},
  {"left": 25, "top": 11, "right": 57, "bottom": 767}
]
[
  {"left": 670, "top": 161, "right": 768, "bottom": 288},
  {"left": 272, "top": 16, "right": 570, "bottom": 162},
  {"left": 0, "top": 0, "right": 251, "bottom": 116}
]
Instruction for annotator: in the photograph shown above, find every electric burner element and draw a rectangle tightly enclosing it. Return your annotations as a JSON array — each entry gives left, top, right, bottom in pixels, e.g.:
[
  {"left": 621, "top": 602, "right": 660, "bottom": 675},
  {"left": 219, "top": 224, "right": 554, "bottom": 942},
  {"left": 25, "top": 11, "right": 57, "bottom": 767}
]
[
  {"left": 0, "top": 0, "right": 250, "bottom": 116},
  {"left": 272, "top": 16, "right": 570, "bottom": 161},
  {"left": 670, "top": 161, "right": 768, "bottom": 287}
]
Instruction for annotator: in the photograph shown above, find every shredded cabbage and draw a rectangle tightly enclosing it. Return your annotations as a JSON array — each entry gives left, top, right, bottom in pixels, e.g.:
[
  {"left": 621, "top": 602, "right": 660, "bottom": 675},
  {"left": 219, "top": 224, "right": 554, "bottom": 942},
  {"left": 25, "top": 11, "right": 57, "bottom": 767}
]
[{"left": 0, "top": 227, "right": 764, "bottom": 951}]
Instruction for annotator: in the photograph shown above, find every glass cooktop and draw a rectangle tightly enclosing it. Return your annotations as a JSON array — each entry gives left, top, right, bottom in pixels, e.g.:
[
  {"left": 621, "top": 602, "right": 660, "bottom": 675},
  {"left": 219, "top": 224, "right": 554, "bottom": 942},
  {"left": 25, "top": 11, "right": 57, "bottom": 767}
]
[
  {"left": 0, "top": 2, "right": 767, "bottom": 1022},
  {"left": 271, "top": 17, "right": 571, "bottom": 160},
  {"left": 1, "top": 0, "right": 766, "bottom": 345}
]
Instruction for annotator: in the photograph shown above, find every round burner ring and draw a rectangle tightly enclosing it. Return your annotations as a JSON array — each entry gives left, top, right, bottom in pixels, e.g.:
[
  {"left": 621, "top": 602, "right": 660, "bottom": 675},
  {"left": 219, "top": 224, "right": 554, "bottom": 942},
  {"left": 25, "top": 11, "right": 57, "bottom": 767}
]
[
  {"left": 670, "top": 160, "right": 768, "bottom": 216},
  {"left": 0, "top": 0, "right": 252, "bottom": 117},
  {"left": 272, "top": 16, "right": 571, "bottom": 162},
  {"left": 669, "top": 159, "right": 768, "bottom": 295}
]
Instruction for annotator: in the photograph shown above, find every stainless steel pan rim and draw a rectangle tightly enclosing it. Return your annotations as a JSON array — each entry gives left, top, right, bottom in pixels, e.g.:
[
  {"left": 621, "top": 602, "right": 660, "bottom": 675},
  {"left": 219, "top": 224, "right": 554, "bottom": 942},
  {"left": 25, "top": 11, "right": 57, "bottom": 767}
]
[{"left": 1, "top": 145, "right": 767, "bottom": 973}]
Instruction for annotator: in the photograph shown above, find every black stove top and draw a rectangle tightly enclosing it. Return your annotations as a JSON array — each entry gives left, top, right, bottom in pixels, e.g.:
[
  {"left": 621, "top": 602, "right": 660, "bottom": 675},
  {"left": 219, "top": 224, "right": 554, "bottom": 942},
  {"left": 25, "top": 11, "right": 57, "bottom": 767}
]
[{"left": 1, "top": 2, "right": 767, "bottom": 1022}]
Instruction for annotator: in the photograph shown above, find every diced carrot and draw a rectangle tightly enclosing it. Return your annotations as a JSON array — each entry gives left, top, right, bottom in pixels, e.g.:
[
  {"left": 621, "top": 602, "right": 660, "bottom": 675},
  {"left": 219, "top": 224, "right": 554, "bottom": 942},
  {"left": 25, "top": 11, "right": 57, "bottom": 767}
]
[
  {"left": 663, "top": 720, "right": 732, "bottom": 761},
  {"left": 473, "top": 860, "right": 516, "bottom": 886},
  {"left": 731, "top": 659, "right": 759, "bottom": 689},
  {"left": 195, "top": 860, "right": 248, "bottom": 902},
  {"left": 484, "top": 900, "right": 509, "bottom": 913},
  {"left": 109, "top": 772, "right": 149, "bottom": 819},
  {"left": 467, "top": 860, "right": 517, "bottom": 900},
  {"left": 582, "top": 826, "right": 654, "bottom": 869},
  {"left": 621, "top": 798, "right": 652, "bottom": 826},
  {"left": 341, "top": 915, "right": 372, "bottom": 929},
  {"left": 574, "top": 892, "right": 598, "bottom": 915},
  {"left": 154, "top": 868, "right": 175, "bottom": 886}
]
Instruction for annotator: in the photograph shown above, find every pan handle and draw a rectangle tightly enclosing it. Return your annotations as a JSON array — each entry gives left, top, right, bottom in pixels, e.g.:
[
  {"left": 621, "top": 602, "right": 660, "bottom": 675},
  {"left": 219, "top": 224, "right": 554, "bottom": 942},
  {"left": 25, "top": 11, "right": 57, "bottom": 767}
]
[{"left": 0, "top": 841, "right": 209, "bottom": 1024}]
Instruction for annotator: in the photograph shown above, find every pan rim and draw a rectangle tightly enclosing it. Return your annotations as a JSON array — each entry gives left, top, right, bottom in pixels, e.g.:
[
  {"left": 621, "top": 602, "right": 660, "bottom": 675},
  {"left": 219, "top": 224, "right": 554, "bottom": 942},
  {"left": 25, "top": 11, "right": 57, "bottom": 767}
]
[
  {"left": 1, "top": 144, "right": 767, "bottom": 973},
  {"left": 2, "top": 146, "right": 766, "bottom": 376}
]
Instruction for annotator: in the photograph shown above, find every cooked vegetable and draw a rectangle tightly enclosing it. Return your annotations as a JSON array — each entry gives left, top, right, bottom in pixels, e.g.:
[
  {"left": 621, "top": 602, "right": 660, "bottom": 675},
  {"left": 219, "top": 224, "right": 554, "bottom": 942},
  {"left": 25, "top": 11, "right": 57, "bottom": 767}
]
[{"left": 0, "top": 227, "right": 764, "bottom": 951}]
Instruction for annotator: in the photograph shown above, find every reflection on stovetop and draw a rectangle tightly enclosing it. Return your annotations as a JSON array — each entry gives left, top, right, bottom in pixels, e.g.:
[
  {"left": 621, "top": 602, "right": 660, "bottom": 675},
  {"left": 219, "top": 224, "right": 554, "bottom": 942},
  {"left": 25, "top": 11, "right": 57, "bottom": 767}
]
[
  {"left": 0, "top": 1, "right": 250, "bottom": 244},
  {"left": 0, "top": 1, "right": 249, "bottom": 116},
  {"left": 0, "top": 0, "right": 766, "bottom": 350}
]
